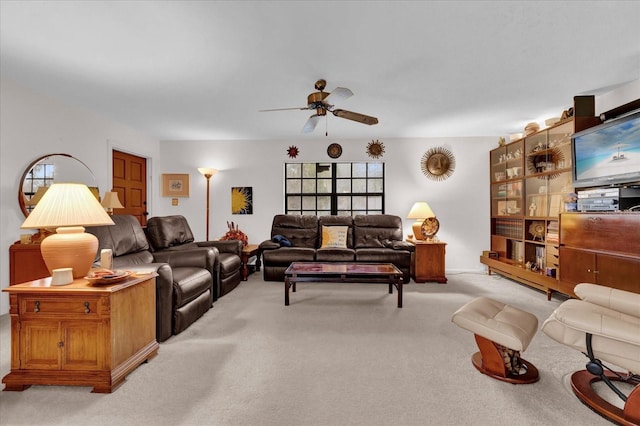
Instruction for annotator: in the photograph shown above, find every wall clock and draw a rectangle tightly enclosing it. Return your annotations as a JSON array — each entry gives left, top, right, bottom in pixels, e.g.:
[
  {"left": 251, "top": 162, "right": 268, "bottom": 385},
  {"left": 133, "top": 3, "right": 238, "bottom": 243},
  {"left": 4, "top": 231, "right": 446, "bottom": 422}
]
[
  {"left": 327, "top": 143, "right": 342, "bottom": 159},
  {"left": 421, "top": 147, "right": 455, "bottom": 181}
]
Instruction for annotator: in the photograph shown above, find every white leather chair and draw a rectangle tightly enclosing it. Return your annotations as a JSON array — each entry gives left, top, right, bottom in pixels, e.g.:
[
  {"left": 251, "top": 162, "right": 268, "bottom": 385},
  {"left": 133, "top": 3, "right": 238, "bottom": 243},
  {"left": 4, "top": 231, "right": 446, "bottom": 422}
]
[{"left": 542, "top": 283, "right": 640, "bottom": 425}]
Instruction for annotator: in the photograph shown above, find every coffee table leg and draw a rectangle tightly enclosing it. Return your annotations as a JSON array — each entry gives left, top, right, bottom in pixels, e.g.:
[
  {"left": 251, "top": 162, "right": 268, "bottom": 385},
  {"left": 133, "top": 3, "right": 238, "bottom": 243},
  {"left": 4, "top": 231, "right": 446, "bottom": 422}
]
[
  {"left": 285, "top": 277, "right": 290, "bottom": 306},
  {"left": 397, "top": 277, "right": 403, "bottom": 308}
]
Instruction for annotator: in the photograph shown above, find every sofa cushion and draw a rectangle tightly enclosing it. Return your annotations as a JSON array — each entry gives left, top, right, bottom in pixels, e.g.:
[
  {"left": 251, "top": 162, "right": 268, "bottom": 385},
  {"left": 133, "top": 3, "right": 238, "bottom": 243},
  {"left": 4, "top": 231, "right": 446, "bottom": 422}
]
[
  {"left": 87, "top": 214, "right": 149, "bottom": 259},
  {"left": 356, "top": 248, "right": 411, "bottom": 268},
  {"left": 321, "top": 226, "right": 349, "bottom": 248},
  {"left": 316, "top": 247, "right": 356, "bottom": 262},
  {"left": 353, "top": 214, "right": 403, "bottom": 248},
  {"left": 262, "top": 247, "right": 316, "bottom": 266},
  {"left": 270, "top": 214, "right": 319, "bottom": 248},
  {"left": 146, "top": 215, "right": 195, "bottom": 250}
]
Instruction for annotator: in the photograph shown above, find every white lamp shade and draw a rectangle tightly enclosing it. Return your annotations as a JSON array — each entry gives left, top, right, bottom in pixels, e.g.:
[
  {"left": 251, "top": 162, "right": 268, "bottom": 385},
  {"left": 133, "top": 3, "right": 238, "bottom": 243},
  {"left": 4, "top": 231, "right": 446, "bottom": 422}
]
[
  {"left": 198, "top": 167, "right": 218, "bottom": 178},
  {"left": 407, "top": 202, "right": 435, "bottom": 219},
  {"left": 101, "top": 191, "right": 124, "bottom": 209},
  {"left": 21, "top": 183, "right": 114, "bottom": 278}
]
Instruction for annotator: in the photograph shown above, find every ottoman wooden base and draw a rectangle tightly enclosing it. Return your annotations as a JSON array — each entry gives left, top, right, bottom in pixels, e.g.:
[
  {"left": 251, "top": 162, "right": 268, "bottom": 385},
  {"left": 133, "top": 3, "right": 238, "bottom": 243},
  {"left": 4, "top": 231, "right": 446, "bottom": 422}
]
[{"left": 471, "top": 335, "right": 539, "bottom": 384}]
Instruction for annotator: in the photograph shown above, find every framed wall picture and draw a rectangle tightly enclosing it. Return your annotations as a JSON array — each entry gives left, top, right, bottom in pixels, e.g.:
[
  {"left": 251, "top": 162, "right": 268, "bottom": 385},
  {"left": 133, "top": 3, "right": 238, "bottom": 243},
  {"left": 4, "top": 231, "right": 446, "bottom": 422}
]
[
  {"left": 231, "top": 187, "right": 253, "bottom": 214},
  {"left": 162, "top": 174, "right": 190, "bottom": 197}
]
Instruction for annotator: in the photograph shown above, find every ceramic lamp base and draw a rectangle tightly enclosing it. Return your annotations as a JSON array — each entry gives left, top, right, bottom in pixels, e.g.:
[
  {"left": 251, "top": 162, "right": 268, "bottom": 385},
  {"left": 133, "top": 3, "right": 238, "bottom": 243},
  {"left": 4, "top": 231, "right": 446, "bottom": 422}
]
[
  {"left": 40, "top": 226, "right": 98, "bottom": 278},
  {"left": 412, "top": 221, "right": 426, "bottom": 240}
]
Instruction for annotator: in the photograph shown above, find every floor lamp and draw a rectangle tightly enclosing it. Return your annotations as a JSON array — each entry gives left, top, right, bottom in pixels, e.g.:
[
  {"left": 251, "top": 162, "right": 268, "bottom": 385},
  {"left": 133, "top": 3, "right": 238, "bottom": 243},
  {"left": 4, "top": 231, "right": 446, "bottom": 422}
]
[{"left": 198, "top": 168, "right": 218, "bottom": 241}]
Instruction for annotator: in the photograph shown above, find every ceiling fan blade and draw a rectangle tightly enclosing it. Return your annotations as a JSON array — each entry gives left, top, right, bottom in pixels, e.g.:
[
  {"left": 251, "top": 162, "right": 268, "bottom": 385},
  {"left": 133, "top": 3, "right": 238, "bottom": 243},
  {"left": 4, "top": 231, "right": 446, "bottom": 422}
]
[
  {"left": 259, "top": 106, "right": 310, "bottom": 112},
  {"left": 332, "top": 109, "right": 379, "bottom": 125},
  {"left": 302, "top": 114, "right": 321, "bottom": 133},
  {"left": 323, "top": 87, "right": 353, "bottom": 107}
]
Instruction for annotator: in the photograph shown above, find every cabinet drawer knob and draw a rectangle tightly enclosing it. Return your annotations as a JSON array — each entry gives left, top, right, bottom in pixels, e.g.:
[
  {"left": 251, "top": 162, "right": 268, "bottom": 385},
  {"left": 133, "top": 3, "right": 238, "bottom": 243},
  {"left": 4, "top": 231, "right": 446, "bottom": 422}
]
[
  {"left": 84, "top": 301, "right": 91, "bottom": 314},
  {"left": 34, "top": 301, "right": 40, "bottom": 313}
]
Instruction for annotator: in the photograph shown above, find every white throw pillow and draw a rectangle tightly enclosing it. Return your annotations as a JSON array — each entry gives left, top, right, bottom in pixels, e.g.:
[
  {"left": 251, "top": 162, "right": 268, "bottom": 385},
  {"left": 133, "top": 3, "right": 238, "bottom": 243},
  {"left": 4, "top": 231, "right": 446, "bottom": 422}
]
[{"left": 321, "top": 226, "right": 348, "bottom": 248}]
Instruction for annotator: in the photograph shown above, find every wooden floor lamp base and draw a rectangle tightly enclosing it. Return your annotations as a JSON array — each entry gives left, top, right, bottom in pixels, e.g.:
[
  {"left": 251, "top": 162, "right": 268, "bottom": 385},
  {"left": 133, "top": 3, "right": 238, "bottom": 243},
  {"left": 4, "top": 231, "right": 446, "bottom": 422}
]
[
  {"left": 571, "top": 370, "right": 640, "bottom": 426},
  {"left": 471, "top": 335, "right": 539, "bottom": 384}
]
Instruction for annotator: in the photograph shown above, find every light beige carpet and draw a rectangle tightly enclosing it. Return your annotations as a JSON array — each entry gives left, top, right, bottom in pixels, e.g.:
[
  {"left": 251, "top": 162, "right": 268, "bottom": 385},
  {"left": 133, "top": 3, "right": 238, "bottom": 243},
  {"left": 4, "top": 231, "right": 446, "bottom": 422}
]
[{"left": 0, "top": 272, "right": 613, "bottom": 425}]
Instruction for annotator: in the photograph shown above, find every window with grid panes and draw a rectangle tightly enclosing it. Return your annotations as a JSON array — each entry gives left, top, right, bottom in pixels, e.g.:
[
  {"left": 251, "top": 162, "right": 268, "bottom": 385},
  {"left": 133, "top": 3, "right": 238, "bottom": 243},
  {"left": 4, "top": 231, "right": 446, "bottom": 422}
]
[{"left": 285, "top": 162, "right": 384, "bottom": 216}]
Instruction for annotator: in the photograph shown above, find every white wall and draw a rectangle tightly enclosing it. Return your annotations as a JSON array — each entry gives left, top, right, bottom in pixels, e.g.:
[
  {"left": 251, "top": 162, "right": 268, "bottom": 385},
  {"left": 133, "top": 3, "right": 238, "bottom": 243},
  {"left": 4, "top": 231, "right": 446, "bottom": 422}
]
[
  {"left": 156, "top": 136, "right": 496, "bottom": 274},
  {"left": 0, "top": 78, "right": 161, "bottom": 315}
]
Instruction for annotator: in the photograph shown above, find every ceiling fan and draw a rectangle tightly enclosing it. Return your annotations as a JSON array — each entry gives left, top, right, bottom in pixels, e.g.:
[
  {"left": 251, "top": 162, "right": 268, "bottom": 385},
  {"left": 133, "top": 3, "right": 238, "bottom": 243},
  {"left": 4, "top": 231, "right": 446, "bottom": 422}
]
[{"left": 260, "top": 79, "right": 379, "bottom": 134}]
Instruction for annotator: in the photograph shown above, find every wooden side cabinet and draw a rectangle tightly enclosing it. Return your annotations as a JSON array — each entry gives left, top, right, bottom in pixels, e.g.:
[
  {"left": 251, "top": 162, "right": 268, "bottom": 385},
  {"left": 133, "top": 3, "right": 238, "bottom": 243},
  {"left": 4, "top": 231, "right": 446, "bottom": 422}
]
[
  {"left": 2, "top": 274, "right": 159, "bottom": 393},
  {"left": 411, "top": 241, "right": 447, "bottom": 283},
  {"left": 9, "top": 242, "right": 49, "bottom": 285}
]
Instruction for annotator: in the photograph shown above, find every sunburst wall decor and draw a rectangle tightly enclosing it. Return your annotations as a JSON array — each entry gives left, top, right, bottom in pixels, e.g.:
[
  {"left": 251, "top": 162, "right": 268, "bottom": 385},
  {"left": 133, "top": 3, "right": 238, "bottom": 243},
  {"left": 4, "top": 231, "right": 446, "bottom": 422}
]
[
  {"left": 231, "top": 187, "right": 253, "bottom": 214},
  {"left": 366, "top": 139, "right": 385, "bottom": 159},
  {"left": 421, "top": 147, "right": 456, "bottom": 181},
  {"left": 287, "top": 145, "right": 299, "bottom": 158}
]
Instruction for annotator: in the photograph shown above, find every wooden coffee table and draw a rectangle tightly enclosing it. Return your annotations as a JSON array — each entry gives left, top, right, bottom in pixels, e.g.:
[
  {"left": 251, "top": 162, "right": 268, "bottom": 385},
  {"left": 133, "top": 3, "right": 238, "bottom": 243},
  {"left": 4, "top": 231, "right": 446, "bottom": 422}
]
[{"left": 284, "top": 262, "right": 404, "bottom": 308}]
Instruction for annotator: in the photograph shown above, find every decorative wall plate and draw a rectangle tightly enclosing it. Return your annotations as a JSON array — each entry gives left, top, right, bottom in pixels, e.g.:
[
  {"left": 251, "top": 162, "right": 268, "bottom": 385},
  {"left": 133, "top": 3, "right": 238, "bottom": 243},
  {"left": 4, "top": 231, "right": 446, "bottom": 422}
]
[
  {"left": 420, "top": 217, "right": 440, "bottom": 238},
  {"left": 327, "top": 143, "right": 342, "bottom": 159},
  {"left": 529, "top": 221, "right": 545, "bottom": 241},
  {"left": 366, "top": 139, "right": 385, "bottom": 159},
  {"left": 421, "top": 147, "right": 455, "bottom": 181}
]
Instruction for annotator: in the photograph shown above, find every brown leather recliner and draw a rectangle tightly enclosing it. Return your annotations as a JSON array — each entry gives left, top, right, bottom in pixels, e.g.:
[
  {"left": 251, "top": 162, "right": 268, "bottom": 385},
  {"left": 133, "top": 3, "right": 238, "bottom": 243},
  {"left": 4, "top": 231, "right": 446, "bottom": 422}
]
[
  {"left": 86, "top": 215, "right": 216, "bottom": 342},
  {"left": 145, "top": 215, "right": 243, "bottom": 298}
]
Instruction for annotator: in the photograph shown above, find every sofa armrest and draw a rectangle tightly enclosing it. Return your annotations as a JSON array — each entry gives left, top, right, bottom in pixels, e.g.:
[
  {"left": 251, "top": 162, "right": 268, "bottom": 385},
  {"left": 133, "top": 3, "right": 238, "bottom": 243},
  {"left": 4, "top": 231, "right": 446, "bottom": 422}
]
[
  {"left": 153, "top": 247, "right": 218, "bottom": 275},
  {"left": 197, "top": 240, "right": 243, "bottom": 256},
  {"left": 390, "top": 241, "right": 415, "bottom": 252},
  {"left": 259, "top": 240, "right": 280, "bottom": 251},
  {"left": 574, "top": 283, "right": 640, "bottom": 318}
]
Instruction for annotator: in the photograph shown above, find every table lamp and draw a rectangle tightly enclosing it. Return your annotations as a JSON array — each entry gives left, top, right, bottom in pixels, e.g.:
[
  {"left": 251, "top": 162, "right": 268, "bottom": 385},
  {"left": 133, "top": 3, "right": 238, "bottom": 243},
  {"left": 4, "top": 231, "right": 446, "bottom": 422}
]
[
  {"left": 407, "top": 202, "right": 435, "bottom": 241},
  {"left": 101, "top": 191, "right": 124, "bottom": 215},
  {"left": 21, "top": 183, "right": 115, "bottom": 278}
]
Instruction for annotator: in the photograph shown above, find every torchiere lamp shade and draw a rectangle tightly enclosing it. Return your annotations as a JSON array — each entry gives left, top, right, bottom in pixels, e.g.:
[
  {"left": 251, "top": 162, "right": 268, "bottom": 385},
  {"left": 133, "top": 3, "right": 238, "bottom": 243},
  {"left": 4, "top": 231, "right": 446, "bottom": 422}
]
[
  {"left": 407, "top": 201, "right": 435, "bottom": 241},
  {"left": 21, "top": 183, "right": 114, "bottom": 278}
]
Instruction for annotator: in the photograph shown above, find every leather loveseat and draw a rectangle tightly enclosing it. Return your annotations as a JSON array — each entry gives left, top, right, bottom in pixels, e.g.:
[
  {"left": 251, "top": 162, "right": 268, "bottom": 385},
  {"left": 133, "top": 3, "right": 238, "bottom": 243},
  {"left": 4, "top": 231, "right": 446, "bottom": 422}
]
[
  {"left": 87, "top": 215, "right": 216, "bottom": 342},
  {"left": 145, "top": 215, "right": 243, "bottom": 299},
  {"left": 259, "top": 214, "right": 413, "bottom": 283}
]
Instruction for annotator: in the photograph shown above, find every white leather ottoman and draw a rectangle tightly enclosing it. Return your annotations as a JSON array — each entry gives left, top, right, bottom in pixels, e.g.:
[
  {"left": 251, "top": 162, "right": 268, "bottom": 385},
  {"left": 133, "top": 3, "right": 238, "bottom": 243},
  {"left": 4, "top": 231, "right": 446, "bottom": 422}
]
[{"left": 452, "top": 296, "right": 539, "bottom": 384}]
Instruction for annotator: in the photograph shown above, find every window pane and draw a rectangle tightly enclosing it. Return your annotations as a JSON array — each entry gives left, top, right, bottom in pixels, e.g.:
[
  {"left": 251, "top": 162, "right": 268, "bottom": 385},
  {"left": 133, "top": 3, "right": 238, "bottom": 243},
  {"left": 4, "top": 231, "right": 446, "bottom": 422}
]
[
  {"left": 352, "top": 163, "right": 367, "bottom": 177},
  {"left": 368, "top": 196, "right": 383, "bottom": 210},
  {"left": 317, "top": 196, "right": 331, "bottom": 210},
  {"left": 286, "top": 163, "right": 301, "bottom": 178},
  {"left": 302, "top": 180, "right": 316, "bottom": 193},
  {"left": 336, "top": 179, "right": 351, "bottom": 193},
  {"left": 302, "top": 196, "right": 316, "bottom": 210},
  {"left": 317, "top": 179, "right": 332, "bottom": 193},
  {"left": 353, "top": 196, "right": 367, "bottom": 210},
  {"left": 317, "top": 163, "right": 331, "bottom": 177},
  {"left": 352, "top": 179, "right": 366, "bottom": 193},
  {"left": 367, "top": 178, "right": 383, "bottom": 193},
  {"left": 302, "top": 163, "right": 316, "bottom": 178},
  {"left": 286, "top": 179, "right": 301, "bottom": 193},
  {"left": 336, "top": 163, "right": 351, "bottom": 178},
  {"left": 337, "top": 196, "right": 351, "bottom": 210},
  {"left": 368, "top": 163, "right": 383, "bottom": 177},
  {"left": 287, "top": 196, "right": 301, "bottom": 210}
]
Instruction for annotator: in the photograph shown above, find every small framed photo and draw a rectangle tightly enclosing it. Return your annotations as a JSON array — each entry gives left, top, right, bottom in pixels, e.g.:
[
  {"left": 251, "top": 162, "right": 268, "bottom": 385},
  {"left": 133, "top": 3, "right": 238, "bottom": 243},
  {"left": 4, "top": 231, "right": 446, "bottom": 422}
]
[{"left": 162, "top": 174, "right": 190, "bottom": 197}]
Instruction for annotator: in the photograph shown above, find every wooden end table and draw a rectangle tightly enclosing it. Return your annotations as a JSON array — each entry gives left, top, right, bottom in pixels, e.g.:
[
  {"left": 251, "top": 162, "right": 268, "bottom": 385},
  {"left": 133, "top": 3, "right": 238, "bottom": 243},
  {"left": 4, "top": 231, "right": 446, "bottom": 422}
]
[
  {"left": 241, "top": 243, "right": 261, "bottom": 280},
  {"left": 2, "top": 273, "right": 158, "bottom": 393}
]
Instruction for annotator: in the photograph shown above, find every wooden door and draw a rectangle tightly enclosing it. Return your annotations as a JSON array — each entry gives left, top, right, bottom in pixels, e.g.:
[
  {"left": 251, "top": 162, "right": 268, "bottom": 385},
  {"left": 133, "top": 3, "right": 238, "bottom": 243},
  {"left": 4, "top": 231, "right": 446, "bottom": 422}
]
[{"left": 112, "top": 150, "right": 148, "bottom": 226}]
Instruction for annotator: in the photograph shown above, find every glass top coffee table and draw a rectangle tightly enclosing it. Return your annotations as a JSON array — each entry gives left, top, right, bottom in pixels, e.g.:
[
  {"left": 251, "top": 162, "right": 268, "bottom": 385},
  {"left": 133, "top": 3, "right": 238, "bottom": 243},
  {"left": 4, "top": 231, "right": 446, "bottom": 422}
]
[{"left": 284, "top": 262, "right": 404, "bottom": 308}]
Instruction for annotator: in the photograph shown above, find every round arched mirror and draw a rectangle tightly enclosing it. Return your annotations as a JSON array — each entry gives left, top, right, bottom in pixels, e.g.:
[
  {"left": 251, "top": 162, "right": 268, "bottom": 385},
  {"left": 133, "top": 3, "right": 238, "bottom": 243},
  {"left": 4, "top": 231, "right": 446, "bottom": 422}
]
[{"left": 19, "top": 153, "right": 98, "bottom": 217}]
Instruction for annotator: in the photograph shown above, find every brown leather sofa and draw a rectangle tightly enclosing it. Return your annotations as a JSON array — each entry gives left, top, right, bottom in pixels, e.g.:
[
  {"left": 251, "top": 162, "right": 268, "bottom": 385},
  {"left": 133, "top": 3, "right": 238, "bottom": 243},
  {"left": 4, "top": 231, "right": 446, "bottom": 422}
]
[
  {"left": 259, "top": 214, "right": 413, "bottom": 283},
  {"left": 145, "top": 215, "right": 243, "bottom": 298},
  {"left": 86, "top": 215, "right": 216, "bottom": 342}
]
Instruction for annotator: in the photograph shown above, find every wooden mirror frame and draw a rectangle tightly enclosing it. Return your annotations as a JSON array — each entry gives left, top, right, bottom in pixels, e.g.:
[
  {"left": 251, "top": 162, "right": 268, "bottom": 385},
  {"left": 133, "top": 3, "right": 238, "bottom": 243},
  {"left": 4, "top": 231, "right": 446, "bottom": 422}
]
[{"left": 18, "top": 153, "right": 98, "bottom": 217}]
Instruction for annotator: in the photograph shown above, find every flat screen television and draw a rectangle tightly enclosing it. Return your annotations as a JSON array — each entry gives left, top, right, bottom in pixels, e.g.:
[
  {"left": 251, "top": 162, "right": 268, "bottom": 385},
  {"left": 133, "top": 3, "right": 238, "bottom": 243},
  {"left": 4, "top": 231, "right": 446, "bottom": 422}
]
[{"left": 572, "top": 111, "right": 640, "bottom": 188}]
